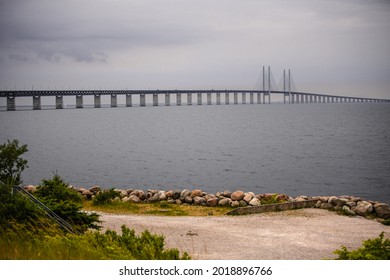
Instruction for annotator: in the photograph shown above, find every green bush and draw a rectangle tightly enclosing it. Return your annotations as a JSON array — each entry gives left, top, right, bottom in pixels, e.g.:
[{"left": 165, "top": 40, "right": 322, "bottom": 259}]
[
  {"left": 334, "top": 232, "right": 390, "bottom": 260},
  {"left": 0, "top": 225, "right": 190, "bottom": 260},
  {"left": 35, "top": 175, "right": 101, "bottom": 233},
  {"left": 92, "top": 188, "right": 120, "bottom": 205}
]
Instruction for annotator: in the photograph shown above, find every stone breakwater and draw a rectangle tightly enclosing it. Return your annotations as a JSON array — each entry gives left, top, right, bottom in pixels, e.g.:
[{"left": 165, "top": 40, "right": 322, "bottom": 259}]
[{"left": 24, "top": 185, "right": 390, "bottom": 220}]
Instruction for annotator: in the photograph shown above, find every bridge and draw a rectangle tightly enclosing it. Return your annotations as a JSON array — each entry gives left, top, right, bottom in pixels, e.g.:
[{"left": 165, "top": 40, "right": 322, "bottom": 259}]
[{"left": 1, "top": 66, "right": 389, "bottom": 110}]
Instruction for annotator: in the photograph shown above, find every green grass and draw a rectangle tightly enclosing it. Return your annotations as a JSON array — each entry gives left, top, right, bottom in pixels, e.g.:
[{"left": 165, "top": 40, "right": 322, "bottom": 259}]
[{"left": 83, "top": 200, "right": 228, "bottom": 216}]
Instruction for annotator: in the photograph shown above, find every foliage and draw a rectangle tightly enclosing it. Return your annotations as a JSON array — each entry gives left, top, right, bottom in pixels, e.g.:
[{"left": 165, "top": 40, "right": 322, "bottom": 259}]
[
  {"left": 34, "top": 174, "right": 101, "bottom": 233},
  {"left": 334, "top": 232, "right": 390, "bottom": 260},
  {"left": 0, "top": 139, "right": 40, "bottom": 229},
  {"left": 0, "top": 224, "right": 190, "bottom": 260},
  {"left": 92, "top": 188, "right": 120, "bottom": 205},
  {"left": 260, "top": 193, "right": 282, "bottom": 205},
  {"left": 0, "top": 139, "right": 28, "bottom": 187}
]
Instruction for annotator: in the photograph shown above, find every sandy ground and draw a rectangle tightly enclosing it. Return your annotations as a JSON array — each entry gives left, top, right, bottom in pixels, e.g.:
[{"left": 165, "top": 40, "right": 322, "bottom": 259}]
[{"left": 99, "top": 208, "right": 389, "bottom": 260}]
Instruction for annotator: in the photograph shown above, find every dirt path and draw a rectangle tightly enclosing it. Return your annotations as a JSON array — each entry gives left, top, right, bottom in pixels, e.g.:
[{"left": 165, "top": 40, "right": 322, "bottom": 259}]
[{"left": 99, "top": 208, "right": 389, "bottom": 260}]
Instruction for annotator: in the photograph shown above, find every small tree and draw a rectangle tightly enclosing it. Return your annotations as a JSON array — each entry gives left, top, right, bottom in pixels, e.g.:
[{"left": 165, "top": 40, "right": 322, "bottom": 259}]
[
  {"left": 0, "top": 139, "right": 28, "bottom": 187},
  {"left": 35, "top": 175, "right": 101, "bottom": 233}
]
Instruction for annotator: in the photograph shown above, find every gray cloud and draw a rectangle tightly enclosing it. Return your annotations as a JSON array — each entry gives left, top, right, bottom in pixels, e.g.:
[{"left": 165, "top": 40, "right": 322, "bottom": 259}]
[{"left": 0, "top": 0, "right": 389, "bottom": 98}]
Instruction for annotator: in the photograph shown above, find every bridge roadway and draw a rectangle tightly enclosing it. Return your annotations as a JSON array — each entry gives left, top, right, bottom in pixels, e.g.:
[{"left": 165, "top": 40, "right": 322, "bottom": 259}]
[{"left": 1, "top": 89, "right": 389, "bottom": 110}]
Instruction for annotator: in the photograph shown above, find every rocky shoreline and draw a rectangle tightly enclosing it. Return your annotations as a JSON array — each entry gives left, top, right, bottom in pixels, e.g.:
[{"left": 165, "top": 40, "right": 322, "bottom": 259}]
[{"left": 24, "top": 185, "right": 390, "bottom": 221}]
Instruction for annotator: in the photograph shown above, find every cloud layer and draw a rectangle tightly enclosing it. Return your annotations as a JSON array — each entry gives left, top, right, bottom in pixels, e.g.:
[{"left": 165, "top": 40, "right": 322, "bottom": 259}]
[{"left": 1, "top": 0, "right": 389, "bottom": 97}]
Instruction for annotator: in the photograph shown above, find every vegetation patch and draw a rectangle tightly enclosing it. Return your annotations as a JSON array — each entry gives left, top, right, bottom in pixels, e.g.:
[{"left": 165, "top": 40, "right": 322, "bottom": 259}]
[{"left": 334, "top": 232, "right": 390, "bottom": 260}]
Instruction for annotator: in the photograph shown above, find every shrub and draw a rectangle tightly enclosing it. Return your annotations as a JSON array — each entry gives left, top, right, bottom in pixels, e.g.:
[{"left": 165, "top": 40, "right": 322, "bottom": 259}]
[
  {"left": 0, "top": 225, "right": 190, "bottom": 260},
  {"left": 92, "top": 188, "right": 120, "bottom": 205},
  {"left": 334, "top": 232, "right": 390, "bottom": 260},
  {"left": 0, "top": 139, "right": 28, "bottom": 187},
  {"left": 35, "top": 175, "right": 101, "bottom": 233}
]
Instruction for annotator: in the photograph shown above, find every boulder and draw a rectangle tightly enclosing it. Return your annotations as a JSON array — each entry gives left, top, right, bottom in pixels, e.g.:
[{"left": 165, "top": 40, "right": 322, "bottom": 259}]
[
  {"left": 239, "top": 200, "right": 248, "bottom": 207},
  {"left": 231, "top": 191, "right": 245, "bottom": 201},
  {"left": 167, "top": 198, "right": 176, "bottom": 204},
  {"left": 218, "top": 198, "right": 232, "bottom": 207},
  {"left": 165, "top": 190, "right": 174, "bottom": 198},
  {"left": 249, "top": 197, "right": 261, "bottom": 206},
  {"left": 191, "top": 189, "right": 203, "bottom": 198},
  {"left": 180, "top": 189, "right": 191, "bottom": 201},
  {"left": 295, "top": 196, "right": 308, "bottom": 202},
  {"left": 354, "top": 201, "right": 373, "bottom": 216},
  {"left": 243, "top": 193, "right": 254, "bottom": 204},
  {"left": 342, "top": 205, "right": 356, "bottom": 216},
  {"left": 315, "top": 200, "right": 322, "bottom": 208},
  {"left": 374, "top": 203, "right": 390, "bottom": 219},
  {"left": 222, "top": 190, "right": 232, "bottom": 198},
  {"left": 345, "top": 201, "right": 357, "bottom": 208},
  {"left": 230, "top": 201, "right": 240, "bottom": 208},
  {"left": 175, "top": 199, "right": 182, "bottom": 205},
  {"left": 207, "top": 197, "right": 219, "bottom": 207},
  {"left": 147, "top": 193, "right": 160, "bottom": 203},
  {"left": 118, "top": 189, "right": 128, "bottom": 198},
  {"left": 158, "top": 191, "right": 167, "bottom": 201},
  {"left": 320, "top": 203, "right": 333, "bottom": 209},
  {"left": 128, "top": 195, "right": 141, "bottom": 203},
  {"left": 276, "top": 194, "right": 288, "bottom": 202},
  {"left": 173, "top": 190, "right": 181, "bottom": 199},
  {"left": 184, "top": 196, "right": 193, "bottom": 204},
  {"left": 193, "top": 196, "right": 206, "bottom": 205},
  {"left": 122, "top": 196, "right": 130, "bottom": 202},
  {"left": 89, "top": 186, "right": 100, "bottom": 194}
]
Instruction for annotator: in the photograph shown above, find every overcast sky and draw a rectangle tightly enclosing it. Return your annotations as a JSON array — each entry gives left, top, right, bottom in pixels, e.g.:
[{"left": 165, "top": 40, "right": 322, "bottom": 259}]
[{"left": 0, "top": 0, "right": 389, "bottom": 98}]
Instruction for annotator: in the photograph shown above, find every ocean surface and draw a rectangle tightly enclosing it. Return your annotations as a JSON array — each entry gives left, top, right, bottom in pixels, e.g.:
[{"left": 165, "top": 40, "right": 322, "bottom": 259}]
[{"left": 1, "top": 103, "right": 390, "bottom": 204}]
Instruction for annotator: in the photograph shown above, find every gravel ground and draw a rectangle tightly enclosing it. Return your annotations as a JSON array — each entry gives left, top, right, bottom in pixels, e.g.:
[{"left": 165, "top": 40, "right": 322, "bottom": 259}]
[{"left": 99, "top": 208, "right": 389, "bottom": 260}]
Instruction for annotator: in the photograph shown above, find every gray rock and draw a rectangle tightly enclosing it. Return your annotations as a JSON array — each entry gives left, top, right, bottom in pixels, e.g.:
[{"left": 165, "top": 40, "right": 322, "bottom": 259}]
[
  {"left": 328, "top": 196, "right": 338, "bottom": 205},
  {"left": 173, "top": 190, "right": 181, "bottom": 199},
  {"left": 342, "top": 205, "right": 356, "bottom": 216},
  {"left": 89, "top": 186, "right": 101, "bottom": 194},
  {"left": 249, "top": 197, "right": 261, "bottom": 206},
  {"left": 218, "top": 198, "right": 232, "bottom": 207},
  {"left": 223, "top": 190, "right": 232, "bottom": 198},
  {"left": 243, "top": 193, "right": 254, "bottom": 204},
  {"left": 239, "top": 200, "right": 248, "bottom": 207},
  {"left": 175, "top": 199, "right": 182, "bottom": 205},
  {"left": 193, "top": 196, "right": 206, "bottom": 205},
  {"left": 184, "top": 196, "right": 193, "bottom": 204},
  {"left": 148, "top": 193, "right": 160, "bottom": 203},
  {"left": 346, "top": 201, "right": 357, "bottom": 208},
  {"left": 158, "top": 191, "right": 167, "bottom": 201},
  {"left": 315, "top": 200, "right": 322, "bottom": 208},
  {"left": 167, "top": 198, "right": 176, "bottom": 204},
  {"left": 180, "top": 189, "right": 191, "bottom": 201},
  {"left": 374, "top": 203, "right": 390, "bottom": 219},
  {"left": 128, "top": 195, "right": 141, "bottom": 203},
  {"left": 230, "top": 201, "right": 240, "bottom": 208},
  {"left": 320, "top": 203, "right": 333, "bottom": 209},
  {"left": 355, "top": 201, "right": 373, "bottom": 216}
]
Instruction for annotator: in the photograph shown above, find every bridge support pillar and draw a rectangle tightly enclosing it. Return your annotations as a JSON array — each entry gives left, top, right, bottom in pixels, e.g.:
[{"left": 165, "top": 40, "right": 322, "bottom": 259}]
[
  {"left": 225, "top": 92, "right": 230, "bottom": 104},
  {"left": 197, "top": 93, "right": 202, "bottom": 105},
  {"left": 176, "top": 93, "right": 182, "bottom": 106},
  {"left": 111, "top": 94, "right": 117, "bottom": 107},
  {"left": 165, "top": 93, "right": 170, "bottom": 106},
  {"left": 250, "top": 93, "right": 254, "bottom": 104},
  {"left": 94, "top": 95, "right": 101, "bottom": 108},
  {"left": 153, "top": 93, "right": 158, "bottom": 106},
  {"left": 291, "top": 94, "right": 295, "bottom": 104},
  {"left": 207, "top": 93, "right": 212, "bottom": 105},
  {"left": 257, "top": 93, "right": 262, "bottom": 104},
  {"left": 7, "top": 96, "right": 15, "bottom": 111},
  {"left": 216, "top": 93, "right": 221, "bottom": 105},
  {"left": 301, "top": 94, "right": 305, "bottom": 104},
  {"left": 234, "top": 92, "right": 238, "bottom": 104},
  {"left": 76, "top": 95, "right": 83, "bottom": 108},
  {"left": 140, "top": 94, "right": 146, "bottom": 107},
  {"left": 187, "top": 93, "right": 192, "bottom": 105},
  {"left": 56, "top": 95, "right": 63, "bottom": 109},
  {"left": 263, "top": 93, "right": 270, "bottom": 104},
  {"left": 304, "top": 95, "right": 308, "bottom": 103},
  {"left": 242, "top": 92, "right": 246, "bottom": 104},
  {"left": 32, "top": 96, "right": 41, "bottom": 110},
  {"left": 126, "top": 94, "right": 132, "bottom": 107}
]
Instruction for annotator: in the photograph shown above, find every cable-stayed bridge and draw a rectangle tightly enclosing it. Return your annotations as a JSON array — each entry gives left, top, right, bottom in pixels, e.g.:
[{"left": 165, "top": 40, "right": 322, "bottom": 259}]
[{"left": 1, "top": 66, "right": 389, "bottom": 110}]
